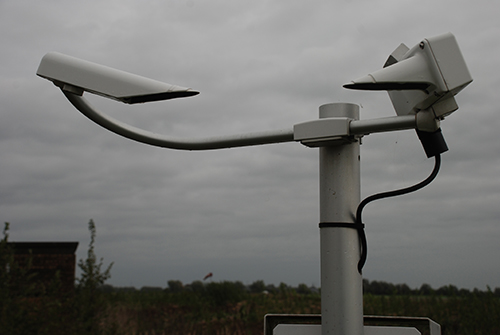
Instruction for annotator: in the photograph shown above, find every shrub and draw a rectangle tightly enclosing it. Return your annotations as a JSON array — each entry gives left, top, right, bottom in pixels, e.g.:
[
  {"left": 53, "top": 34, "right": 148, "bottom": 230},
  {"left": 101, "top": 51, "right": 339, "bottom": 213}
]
[{"left": 75, "top": 219, "right": 114, "bottom": 335}]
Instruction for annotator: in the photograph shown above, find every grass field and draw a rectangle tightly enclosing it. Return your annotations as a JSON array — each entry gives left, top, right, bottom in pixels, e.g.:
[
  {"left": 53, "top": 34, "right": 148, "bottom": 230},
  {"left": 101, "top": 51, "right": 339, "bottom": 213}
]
[
  {"left": 93, "top": 282, "right": 500, "bottom": 335},
  {"left": 2, "top": 276, "right": 500, "bottom": 334}
]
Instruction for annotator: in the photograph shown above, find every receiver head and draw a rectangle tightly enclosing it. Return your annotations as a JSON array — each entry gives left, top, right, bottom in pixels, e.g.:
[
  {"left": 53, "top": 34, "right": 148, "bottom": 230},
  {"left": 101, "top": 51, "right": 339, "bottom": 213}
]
[{"left": 37, "top": 52, "right": 199, "bottom": 104}]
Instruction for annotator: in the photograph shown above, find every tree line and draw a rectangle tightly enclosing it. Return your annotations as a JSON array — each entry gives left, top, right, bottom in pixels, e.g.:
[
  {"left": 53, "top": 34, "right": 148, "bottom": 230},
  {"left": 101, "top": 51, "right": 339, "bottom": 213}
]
[
  {"left": 101, "top": 278, "right": 499, "bottom": 298},
  {"left": 362, "top": 279, "right": 499, "bottom": 297}
]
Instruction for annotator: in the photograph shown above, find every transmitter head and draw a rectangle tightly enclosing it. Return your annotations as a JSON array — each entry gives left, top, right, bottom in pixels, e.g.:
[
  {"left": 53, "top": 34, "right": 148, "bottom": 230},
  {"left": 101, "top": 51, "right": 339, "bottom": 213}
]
[{"left": 344, "top": 32, "right": 472, "bottom": 119}]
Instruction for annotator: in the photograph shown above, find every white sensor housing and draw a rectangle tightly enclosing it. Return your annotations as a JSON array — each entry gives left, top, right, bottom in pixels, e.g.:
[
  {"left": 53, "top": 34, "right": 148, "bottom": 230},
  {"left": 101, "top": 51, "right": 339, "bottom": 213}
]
[
  {"left": 37, "top": 52, "right": 199, "bottom": 104},
  {"left": 344, "top": 33, "right": 472, "bottom": 118}
]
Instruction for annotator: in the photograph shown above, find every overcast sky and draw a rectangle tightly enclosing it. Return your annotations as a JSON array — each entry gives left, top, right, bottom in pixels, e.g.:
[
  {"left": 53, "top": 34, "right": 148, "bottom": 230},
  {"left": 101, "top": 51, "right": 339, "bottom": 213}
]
[{"left": 1, "top": 0, "right": 499, "bottom": 291}]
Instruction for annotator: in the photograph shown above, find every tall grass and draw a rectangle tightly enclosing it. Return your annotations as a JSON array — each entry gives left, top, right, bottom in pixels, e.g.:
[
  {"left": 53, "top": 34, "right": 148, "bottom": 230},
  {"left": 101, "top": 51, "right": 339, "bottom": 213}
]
[
  {"left": 99, "top": 286, "right": 321, "bottom": 335},
  {"left": 96, "top": 286, "right": 500, "bottom": 335},
  {"left": 363, "top": 292, "right": 500, "bottom": 335}
]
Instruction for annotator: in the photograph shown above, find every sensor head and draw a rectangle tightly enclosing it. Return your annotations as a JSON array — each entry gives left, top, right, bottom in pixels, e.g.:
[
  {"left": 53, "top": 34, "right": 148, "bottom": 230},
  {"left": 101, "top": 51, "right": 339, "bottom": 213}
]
[
  {"left": 344, "top": 32, "right": 472, "bottom": 118},
  {"left": 37, "top": 52, "right": 199, "bottom": 104}
]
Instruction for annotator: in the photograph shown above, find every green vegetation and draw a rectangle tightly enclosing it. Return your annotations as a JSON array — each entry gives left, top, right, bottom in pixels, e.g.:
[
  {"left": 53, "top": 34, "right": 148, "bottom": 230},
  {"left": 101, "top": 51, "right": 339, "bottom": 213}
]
[
  {"left": 76, "top": 219, "right": 114, "bottom": 334},
  {"left": 97, "top": 281, "right": 500, "bottom": 335},
  {"left": 1, "top": 221, "right": 500, "bottom": 334},
  {"left": 0, "top": 220, "right": 114, "bottom": 335}
]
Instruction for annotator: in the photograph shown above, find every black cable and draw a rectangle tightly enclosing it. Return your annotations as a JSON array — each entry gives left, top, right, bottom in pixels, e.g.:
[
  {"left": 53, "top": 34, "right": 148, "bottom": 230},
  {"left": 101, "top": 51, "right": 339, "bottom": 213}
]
[{"left": 356, "top": 154, "right": 441, "bottom": 273}]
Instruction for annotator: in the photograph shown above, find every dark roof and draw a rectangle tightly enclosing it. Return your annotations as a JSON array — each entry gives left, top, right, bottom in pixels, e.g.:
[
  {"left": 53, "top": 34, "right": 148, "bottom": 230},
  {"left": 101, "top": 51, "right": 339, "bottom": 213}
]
[{"left": 8, "top": 242, "right": 78, "bottom": 254}]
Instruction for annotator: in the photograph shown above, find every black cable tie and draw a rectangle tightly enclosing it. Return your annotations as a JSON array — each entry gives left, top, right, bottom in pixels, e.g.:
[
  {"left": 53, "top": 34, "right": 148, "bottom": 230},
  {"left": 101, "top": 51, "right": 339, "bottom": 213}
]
[
  {"left": 319, "top": 222, "right": 365, "bottom": 229},
  {"left": 319, "top": 222, "right": 367, "bottom": 275}
]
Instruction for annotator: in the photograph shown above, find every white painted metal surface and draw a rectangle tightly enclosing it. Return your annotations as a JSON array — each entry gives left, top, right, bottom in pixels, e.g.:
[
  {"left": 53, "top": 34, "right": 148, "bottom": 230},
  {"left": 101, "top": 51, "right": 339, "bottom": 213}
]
[
  {"left": 37, "top": 52, "right": 198, "bottom": 104},
  {"left": 318, "top": 104, "right": 363, "bottom": 335},
  {"left": 264, "top": 314, "right": 441, "bottom": 335},
  {"left": 274, "top": 325, "right": 421, "bottom": 335},
  {"left": 344, "top": 32, "right": 472, "bottom": 118}
]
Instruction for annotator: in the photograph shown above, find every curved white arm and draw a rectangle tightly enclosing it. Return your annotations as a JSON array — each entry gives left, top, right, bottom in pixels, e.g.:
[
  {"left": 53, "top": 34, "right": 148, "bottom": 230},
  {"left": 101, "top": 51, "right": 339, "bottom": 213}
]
[
  {"left": 63, "top": 91, "right": 295, "bottom": 150},
  {"left": 62, "top": 90, "right": 422, "bottom": 151}
]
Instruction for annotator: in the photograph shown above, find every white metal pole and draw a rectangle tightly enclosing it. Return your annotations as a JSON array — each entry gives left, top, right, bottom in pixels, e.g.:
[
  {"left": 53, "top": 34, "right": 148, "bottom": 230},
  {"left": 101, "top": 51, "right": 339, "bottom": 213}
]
[{"left": 319, "top": 103, "right": 363, "bottom": 335}]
